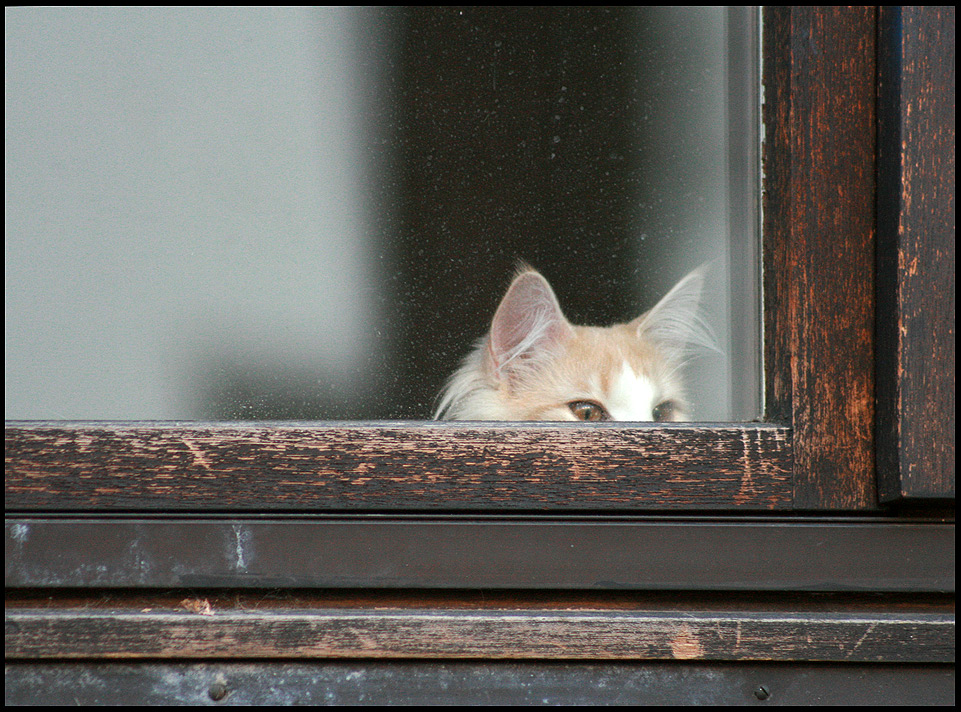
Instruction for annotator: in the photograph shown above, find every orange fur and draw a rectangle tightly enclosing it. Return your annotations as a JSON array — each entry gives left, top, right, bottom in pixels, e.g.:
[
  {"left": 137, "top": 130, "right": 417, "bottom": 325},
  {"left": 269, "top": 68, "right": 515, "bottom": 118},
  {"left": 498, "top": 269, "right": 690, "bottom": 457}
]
[{"left": 435, "top": 266, "right": 713, "bottom": 422}]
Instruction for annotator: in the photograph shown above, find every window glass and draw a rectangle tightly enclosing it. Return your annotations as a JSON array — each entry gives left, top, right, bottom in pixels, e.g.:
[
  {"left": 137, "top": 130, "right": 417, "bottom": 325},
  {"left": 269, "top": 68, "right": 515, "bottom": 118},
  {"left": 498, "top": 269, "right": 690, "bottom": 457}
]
[{"left": 5, "top": 7, "right": 759, "bottom": 421}]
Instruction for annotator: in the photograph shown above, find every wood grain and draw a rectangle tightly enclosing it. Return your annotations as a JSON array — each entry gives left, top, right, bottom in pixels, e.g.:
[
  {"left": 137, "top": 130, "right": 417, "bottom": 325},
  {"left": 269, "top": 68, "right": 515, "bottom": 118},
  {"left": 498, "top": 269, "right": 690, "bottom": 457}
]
[
  {"left": 5, "top": 421, "right": 792, "bottom": 512},
  {"left": 6, "top": 605, "right": 953, "bottom": 663},
  {"left": 876, "top": 7, "right": 956, "bottom": 503},
  {"left": 763, "top": 7, "right": 878, "bottom": 510}
]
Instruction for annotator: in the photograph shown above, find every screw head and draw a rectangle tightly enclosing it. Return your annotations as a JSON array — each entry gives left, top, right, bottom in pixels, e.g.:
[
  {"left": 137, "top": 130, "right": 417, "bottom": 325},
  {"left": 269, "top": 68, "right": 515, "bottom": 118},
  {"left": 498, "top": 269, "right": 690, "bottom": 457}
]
[
  {"left": 754, "top": 685, "right": 770, "bottom": 701},
  {"left": 208, "top": 682, "right": 228, "bottom": 701}
]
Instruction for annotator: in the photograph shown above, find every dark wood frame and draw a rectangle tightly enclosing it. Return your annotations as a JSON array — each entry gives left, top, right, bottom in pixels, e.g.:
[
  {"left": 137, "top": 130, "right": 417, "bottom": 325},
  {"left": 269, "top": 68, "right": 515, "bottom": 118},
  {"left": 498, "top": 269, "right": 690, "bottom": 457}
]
[
  {"left": 5, "top": 7, "right": 955, "bottom": 705},
  {"left": 875, "top": 5, "right": 956, "bottom": 503}
]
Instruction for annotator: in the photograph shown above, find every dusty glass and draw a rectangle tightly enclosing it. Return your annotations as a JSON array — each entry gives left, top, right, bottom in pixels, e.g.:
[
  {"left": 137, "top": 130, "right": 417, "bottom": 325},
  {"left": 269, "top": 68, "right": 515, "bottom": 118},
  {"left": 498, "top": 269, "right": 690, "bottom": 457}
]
[{"left": 5, "top": 7, "right": 760, "bottom": 421}]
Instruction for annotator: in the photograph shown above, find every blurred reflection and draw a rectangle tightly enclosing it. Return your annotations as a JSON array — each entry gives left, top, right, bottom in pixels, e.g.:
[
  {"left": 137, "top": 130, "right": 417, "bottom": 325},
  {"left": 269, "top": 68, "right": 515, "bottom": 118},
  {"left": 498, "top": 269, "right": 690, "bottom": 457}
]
[{"left": 5, "top": 7, "right": 759, "bottom": 421}]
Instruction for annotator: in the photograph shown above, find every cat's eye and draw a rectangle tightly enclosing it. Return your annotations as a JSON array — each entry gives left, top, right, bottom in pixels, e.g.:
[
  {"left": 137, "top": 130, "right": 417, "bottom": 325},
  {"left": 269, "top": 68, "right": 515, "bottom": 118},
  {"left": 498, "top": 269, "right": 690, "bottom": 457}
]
[
  {"left": 568, "top": 401, "right": 611, "bottom": 422},
  {"left": 652, "top": 400, "right": 677, "bottom": 422}
]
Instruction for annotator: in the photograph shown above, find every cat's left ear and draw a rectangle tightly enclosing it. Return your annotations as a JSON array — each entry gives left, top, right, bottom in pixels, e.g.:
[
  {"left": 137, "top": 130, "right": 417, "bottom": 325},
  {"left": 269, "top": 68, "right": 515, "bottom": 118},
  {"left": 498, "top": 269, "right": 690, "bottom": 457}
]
[
  {"left": 488, "top": 269, "right": 574, "bottom": 382},
  {"left": 632, "top": 264, "right": 719, "bottom": 361}
]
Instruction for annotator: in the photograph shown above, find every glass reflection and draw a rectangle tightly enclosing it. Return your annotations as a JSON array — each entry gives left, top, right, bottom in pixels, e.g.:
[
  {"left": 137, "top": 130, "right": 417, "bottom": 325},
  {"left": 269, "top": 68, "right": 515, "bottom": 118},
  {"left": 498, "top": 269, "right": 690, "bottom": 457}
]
[{"left": 4, "top": 7, "right": 759, "bottom": 421}]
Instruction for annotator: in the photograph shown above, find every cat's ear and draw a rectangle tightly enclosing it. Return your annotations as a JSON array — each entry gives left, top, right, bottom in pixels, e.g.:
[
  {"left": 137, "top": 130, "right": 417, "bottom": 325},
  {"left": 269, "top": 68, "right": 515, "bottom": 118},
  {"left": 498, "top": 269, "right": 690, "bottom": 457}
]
[
  {"left": 488, "top": 269, "right": 573, "bottom": 381},
  {"left": 633, "top": 264, "right": 719, "bottom": 361}
]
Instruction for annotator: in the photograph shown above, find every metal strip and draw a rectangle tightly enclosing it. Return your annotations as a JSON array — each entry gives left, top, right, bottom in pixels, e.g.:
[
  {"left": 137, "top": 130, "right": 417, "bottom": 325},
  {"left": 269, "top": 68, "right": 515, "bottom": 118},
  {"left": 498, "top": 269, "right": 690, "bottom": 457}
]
[
  {"left": 5, "top": 517, "right": 954, "bottom": 591},
  {"left": 5, "top": 661, "right": 955, "bottom": 706}
]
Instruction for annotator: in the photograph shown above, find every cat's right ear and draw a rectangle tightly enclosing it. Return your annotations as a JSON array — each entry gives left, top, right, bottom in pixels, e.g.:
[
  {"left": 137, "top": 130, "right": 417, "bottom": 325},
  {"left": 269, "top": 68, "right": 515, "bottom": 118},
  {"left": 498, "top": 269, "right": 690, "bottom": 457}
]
[
  {"left": 632, "top": 264, "right": 719, "bottom": 361},
  {"left": 488, "top": 270, "right": 573, "bottom": 382}
]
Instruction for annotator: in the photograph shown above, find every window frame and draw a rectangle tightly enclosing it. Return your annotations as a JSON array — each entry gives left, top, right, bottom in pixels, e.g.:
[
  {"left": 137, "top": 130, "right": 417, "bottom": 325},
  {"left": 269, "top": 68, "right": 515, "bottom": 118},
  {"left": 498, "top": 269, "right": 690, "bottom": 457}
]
[
  {"left": 6, "top": 7, "right": 915, "bottom": 520},
  {"left": 4, "top": 6, "right": 955, "bottom": 689}
]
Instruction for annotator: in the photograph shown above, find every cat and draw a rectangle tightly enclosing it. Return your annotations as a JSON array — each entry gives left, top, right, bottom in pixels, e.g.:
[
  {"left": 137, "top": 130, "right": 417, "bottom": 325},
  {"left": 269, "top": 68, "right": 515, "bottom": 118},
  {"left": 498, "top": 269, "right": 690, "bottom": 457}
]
[{"left": 434, "top": 264, "right": 715, "bottom": 421}]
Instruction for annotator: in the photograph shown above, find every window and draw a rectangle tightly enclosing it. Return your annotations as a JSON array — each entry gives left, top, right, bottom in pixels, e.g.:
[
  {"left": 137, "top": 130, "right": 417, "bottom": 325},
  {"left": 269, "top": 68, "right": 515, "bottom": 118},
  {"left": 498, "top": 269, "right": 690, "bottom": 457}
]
[
  {"left": 5, "top": 7, "right": 954, "bottom": 705},
  {"left": 6, "top": 7, "right": 759, "bottom": 422}
]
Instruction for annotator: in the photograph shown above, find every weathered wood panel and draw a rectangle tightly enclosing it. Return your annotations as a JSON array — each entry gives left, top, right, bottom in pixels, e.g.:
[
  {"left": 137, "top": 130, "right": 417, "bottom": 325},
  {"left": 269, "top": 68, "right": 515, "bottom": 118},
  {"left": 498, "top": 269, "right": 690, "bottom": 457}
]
[
  {"left": 4, "top": 422, "right": 792, "bottom": 511},
  {"left": 876, "top": 6, "right": 956, "bottom": 503},
  {"left": 763, "top": 7, "right": 878, "bottom": 510},
  {"left": 6, "top": 605, "right": 953, "bottom": 663}
]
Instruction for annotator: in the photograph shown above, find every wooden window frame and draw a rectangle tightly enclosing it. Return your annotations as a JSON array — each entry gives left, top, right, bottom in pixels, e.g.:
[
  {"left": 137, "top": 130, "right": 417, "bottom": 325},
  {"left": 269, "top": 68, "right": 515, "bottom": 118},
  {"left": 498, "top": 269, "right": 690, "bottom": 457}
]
[
  {"left": 0, "top": 0, "right": 891, "bottom": 518},
  {"left": 5, "top": 7, "right": 954, "bottom": 704}
]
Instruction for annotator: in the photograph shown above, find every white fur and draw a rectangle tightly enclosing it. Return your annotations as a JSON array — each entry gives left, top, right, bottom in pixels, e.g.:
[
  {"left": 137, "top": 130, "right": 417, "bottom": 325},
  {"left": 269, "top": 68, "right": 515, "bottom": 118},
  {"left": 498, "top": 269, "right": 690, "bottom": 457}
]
[
  {"left": 605, "top": 362, "right": 658, "bottom": 421},
  {"left": 434, "top": 265, "right": 715, "bottom": 421}
]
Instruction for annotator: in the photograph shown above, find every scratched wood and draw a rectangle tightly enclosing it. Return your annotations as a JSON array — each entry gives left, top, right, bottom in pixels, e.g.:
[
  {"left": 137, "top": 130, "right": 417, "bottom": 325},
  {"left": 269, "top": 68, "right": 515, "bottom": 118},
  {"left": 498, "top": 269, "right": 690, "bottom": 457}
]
[
  {"left": 875, "top": 7, "right": 956, "bottom": 503},
  {"left": 6, "top": 605, "right": 953, "bottom": 663},
  {"left": 4, "top": 421, "right": 792, "bottom": 511},
  {"left": 762, "top": 7, "right": 878, "bottom": 509}
]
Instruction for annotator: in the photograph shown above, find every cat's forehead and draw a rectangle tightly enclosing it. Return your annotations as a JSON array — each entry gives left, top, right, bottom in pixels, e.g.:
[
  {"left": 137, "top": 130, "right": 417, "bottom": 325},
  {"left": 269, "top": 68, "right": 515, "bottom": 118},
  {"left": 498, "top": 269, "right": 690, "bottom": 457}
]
[{"left": 566, "top": 323, "right": 666, "bottom": 375}]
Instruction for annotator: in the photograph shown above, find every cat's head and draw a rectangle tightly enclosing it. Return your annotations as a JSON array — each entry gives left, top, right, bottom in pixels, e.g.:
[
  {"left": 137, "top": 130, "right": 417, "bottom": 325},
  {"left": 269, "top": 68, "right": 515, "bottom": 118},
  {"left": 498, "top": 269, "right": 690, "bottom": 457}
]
[{"left": 435, "top": 265, "right": 715, "bottom": 421}]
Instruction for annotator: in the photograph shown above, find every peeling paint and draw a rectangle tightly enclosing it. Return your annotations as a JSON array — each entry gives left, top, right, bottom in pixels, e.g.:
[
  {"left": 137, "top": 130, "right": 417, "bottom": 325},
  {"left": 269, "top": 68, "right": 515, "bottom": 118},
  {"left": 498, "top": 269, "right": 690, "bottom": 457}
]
[
  {"left": 9, "top": 522, "right": 30, "bottom": 543},
  {"left": 734, "top": 430, "right": 757, "bottom": 505},
  {"left": 126, "top": 535, "right": 153, "bottom": 583},
  {"left": 669, "top": 623, "right": 703, "bottom": 660},
  {"left": 232, "top": 524, "right": 251, "bottom": 573},
  {"left": 180, "top": 598, "right": 214, "bottom": 616},
  {"left": 181, "top": 438, "right": 213, "bottom": 472}
]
